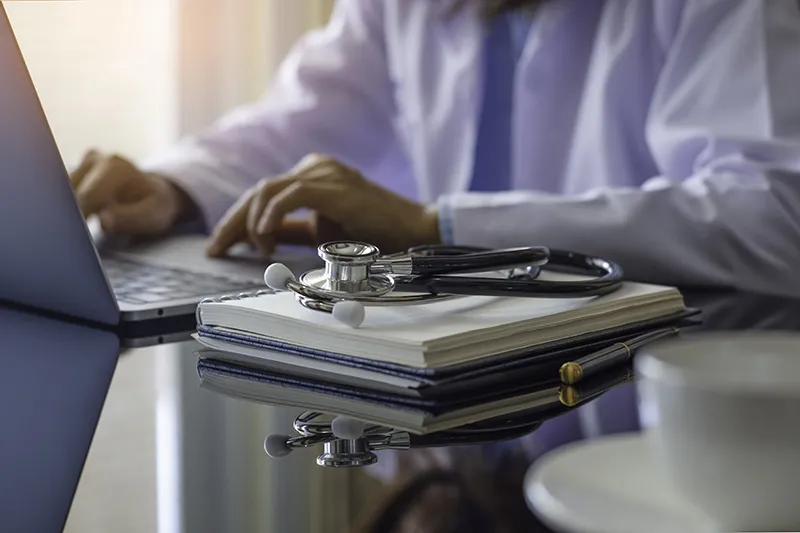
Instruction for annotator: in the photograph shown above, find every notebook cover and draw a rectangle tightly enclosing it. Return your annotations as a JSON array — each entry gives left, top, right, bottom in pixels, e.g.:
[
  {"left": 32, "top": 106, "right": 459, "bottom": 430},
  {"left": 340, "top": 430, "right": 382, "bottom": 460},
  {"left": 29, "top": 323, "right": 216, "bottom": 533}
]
[
  {"left": 195, "top": 308, "right": 700, "bottom": 384},
  {"left": 196, "top": 356, "right": 636, "bottom": 416}
]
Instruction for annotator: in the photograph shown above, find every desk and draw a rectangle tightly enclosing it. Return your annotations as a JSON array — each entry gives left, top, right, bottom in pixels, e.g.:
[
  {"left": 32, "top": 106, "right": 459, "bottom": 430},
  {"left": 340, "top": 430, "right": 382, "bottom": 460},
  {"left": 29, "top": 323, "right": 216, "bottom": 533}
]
[{"left": 0, "top": 290, "right": 797, "bottom": 533}]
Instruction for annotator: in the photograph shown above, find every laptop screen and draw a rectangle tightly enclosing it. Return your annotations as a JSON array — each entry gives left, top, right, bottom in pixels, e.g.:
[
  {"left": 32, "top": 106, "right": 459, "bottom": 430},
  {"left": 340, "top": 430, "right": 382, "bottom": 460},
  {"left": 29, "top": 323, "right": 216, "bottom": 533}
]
[{"left": 0, "top": 4, "right": 119, "bottom": 326}]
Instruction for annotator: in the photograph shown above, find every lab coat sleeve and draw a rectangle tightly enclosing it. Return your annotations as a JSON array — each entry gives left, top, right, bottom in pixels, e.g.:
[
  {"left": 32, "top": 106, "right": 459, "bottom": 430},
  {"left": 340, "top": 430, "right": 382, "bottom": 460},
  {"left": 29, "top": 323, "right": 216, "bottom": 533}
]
[
  {"left": 439, "top": 0, "right": 800, "bottom": 296},
  {"left": 140, "top": 0, "right": 398, "bottom": 230}
]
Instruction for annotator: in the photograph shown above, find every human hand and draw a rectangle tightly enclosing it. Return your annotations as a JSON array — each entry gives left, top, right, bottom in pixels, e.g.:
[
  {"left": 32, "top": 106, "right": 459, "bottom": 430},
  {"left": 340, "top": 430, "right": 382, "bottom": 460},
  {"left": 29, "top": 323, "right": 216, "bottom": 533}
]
[
  {"left": 206, "top": 154, "right": 440, "bottom": 257},
  {"left": 70, "top": 150, "right": 196, "bottom": 236}
]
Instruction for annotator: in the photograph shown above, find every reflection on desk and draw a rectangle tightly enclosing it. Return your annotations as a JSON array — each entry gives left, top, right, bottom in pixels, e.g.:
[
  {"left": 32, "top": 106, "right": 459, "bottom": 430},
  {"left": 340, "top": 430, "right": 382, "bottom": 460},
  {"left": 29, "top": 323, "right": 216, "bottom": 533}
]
[
  {"left": 192, "top": 289, "right": 800, "bottom": 461},
  {"left": 0, "top": 305, "right": 119, "bottom": 533},
  {"left": 1, "top": 289, "right": 800, "bottom": 531}
]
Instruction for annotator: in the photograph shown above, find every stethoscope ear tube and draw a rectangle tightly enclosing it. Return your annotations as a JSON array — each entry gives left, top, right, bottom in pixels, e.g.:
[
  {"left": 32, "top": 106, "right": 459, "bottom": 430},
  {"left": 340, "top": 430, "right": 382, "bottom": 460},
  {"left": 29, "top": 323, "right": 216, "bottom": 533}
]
[
  {"left": 396, "top": 249, "right": 623, "bottom": 299},
  {"left": 410, "top": 246, "right": 550, "bottom": 276},
  {"left": 395, "top": 273, "right": 620, "bottom": 298}
]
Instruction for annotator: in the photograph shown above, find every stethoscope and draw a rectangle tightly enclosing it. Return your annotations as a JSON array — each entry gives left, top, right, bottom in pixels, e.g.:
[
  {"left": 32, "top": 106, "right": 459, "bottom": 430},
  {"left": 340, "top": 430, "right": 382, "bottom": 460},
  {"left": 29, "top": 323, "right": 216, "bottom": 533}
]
[
  {"left": 263, "top": 241, "right": 624, "bottom": 327},
  {"left": 263, "top": 411, "right": 547, "bottom": 468}
]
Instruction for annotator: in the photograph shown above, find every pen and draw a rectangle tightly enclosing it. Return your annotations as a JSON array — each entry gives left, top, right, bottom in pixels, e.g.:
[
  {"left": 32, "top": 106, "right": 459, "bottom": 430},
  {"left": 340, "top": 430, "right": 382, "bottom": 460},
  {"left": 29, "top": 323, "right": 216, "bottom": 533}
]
[
  {"left": 559, "top": 327, "right": 680, "bottom": 385},
  {"left": 559, "top": 366, "right": 636, "bottom": 407}
]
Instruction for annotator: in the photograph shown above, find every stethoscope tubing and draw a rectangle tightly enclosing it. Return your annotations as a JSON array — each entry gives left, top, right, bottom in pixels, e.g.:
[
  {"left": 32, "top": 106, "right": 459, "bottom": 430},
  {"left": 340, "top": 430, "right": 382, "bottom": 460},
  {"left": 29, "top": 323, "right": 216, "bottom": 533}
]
[
  {"left": 324, "top": 247, "right": 622, "bottom": 300},
  {"left": 408, "top": 246, "right": 550, "bottom": 276},
  {"left": 409, "top": 248, "right": 622, "bottom": 297},
  {"left": 392, "top": 272, "right": 620, "bottom": 298}
]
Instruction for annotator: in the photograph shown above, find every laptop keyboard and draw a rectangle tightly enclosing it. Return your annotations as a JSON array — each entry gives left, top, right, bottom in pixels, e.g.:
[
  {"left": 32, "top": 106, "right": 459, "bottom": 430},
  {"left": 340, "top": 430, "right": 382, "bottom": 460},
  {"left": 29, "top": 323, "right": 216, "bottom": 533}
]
[{"left": 103, "top": 256, "right": 264, "bottom": 305}]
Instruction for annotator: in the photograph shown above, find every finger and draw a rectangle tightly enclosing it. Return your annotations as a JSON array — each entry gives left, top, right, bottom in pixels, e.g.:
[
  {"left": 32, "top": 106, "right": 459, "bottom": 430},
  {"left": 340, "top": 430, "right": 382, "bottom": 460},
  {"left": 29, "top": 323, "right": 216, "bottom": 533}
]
[
  {"left": 245, "top": 190, "right": 273, "bottom": 256},
  {"left": 249, "top": 205, "right": 274, "bottom": 257},
  {"left": 207, "top": 158, "right": 343, "bottom": 257},
  {"left": 271, "top": 215, "right": 348, "bottom": 247},
  {"left": 75, "top": 156, "right": 135, "bottom": 217},
  {"left": 248, "top": 219, "right": 307, "bottom": 257},
  {"left": 257, "top": 181, "right": 335, "bottom": 237},
  {"left": 98, "top": 196, "right": 171, "bottom": 236},
  {"left": 247, "top": 175, "right": 296, "bottom": 250},
  {"left": 271, "top": 217, "right": 318, "bottom": 247},
  {"left": 290, "top": 153, "right": 332, "bottom": 174},
  {"left": 248, "top": 175, "right": 312, "bottom": 256},
  {"left": 206, "top": 188, "right": 256, "bottom": 257},
  {"left": 246, "top": 186, "right": 272, "bottom": 238},
  {"left": 289, "top": 154, "right": 350, "bottom": 182},
  {"left": 70, "top": 149, "right": 100, "bottom": 188},
  {"left": 207, "top": 173, "right": 303, "bottom": 257}
]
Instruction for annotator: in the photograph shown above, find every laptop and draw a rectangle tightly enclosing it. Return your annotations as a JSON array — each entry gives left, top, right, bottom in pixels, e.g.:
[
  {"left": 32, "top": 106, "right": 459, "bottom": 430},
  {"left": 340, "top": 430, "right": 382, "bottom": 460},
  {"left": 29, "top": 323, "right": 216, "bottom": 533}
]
[{"left": 0, "top": 3, "right": 318, "bottom": 337}]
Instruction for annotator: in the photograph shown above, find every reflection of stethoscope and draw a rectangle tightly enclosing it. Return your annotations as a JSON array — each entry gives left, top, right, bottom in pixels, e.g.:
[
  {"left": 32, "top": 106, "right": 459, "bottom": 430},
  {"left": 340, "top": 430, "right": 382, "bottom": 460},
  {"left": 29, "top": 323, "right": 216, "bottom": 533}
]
[
  {"left": 264, "top": 241, "right": 624, "bottom": 327},
  {"left": 263, "top": 411, "right": 546, "bottom": 467},
  {"left": 259, "top": 366, "right": 637, "bottom": 467}
]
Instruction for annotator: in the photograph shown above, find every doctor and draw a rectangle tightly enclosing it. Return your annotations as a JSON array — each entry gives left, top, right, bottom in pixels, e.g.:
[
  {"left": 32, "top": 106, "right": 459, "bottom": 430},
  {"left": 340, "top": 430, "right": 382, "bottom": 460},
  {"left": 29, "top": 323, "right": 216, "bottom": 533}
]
[{"left": 71, "top": 0, "right": 800, "bottom": 296}]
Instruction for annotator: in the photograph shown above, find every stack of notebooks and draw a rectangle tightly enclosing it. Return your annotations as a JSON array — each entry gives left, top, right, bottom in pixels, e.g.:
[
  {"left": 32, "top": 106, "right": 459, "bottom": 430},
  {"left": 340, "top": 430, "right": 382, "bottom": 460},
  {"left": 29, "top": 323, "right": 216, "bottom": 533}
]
[{"left": 194, "top": 273, "right": 698, "bottom": 434}]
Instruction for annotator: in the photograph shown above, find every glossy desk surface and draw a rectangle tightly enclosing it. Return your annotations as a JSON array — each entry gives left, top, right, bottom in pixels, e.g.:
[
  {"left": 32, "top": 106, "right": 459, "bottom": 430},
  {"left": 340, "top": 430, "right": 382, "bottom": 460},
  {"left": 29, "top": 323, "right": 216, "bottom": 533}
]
[{"left": 0, "top": 290, "right": 797, "bottom": 532}]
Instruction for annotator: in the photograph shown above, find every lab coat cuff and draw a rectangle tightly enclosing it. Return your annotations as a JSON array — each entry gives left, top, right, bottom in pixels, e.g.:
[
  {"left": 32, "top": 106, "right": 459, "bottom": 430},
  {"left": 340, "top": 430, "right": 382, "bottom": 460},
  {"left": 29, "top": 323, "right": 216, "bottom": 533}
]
[
  {"left": 436, "top": 197, "right": 455, "bottom": 245},
  {"left": 139, "top": 150, "right": 240, "bottom": 234},
  {"left": 440, "top": 192, "right": 550, "bottom": 248}
]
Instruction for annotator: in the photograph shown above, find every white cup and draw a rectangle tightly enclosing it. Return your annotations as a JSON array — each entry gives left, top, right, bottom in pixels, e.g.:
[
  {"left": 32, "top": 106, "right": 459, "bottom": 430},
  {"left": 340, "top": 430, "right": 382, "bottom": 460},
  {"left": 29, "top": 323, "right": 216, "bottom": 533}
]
[{"left": 635, "top": 331, "right": 800, "bottom": 532}]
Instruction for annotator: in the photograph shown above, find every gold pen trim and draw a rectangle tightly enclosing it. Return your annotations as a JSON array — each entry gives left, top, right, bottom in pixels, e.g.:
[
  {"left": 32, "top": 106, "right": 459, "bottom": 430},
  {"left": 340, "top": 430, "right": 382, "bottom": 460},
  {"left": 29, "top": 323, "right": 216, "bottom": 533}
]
[
  {"left": 619, "top": 341, "right": 632, "bottom": 360},
  {"left": 559, "top": 385, "right": 579, "bottom": 407},
  {"left": 559, "top": 361, "right": 583, "bottom": 385}
]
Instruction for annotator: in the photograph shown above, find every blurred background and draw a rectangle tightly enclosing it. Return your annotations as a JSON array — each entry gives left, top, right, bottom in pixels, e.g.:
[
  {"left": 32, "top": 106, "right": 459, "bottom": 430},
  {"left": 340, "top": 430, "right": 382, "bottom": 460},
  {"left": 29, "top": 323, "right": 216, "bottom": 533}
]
[{"left": 3, "top": 1, "right": 384, "bottom": 532}]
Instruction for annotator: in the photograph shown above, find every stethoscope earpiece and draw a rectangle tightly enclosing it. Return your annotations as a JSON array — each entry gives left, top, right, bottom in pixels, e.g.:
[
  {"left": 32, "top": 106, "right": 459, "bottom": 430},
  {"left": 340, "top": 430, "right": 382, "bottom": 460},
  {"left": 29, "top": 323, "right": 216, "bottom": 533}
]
[
  {"left": 330, "top": 416, "right": 366, "bottom": 439},
  {"left": 331, "top": 300, "right": 366, "bottom": 328},
  {"left": 264, "top": 263, "right": 295, "bottom": 291},
  {"left": 263, "top": 434, "right": 294, "bottom": 458}
]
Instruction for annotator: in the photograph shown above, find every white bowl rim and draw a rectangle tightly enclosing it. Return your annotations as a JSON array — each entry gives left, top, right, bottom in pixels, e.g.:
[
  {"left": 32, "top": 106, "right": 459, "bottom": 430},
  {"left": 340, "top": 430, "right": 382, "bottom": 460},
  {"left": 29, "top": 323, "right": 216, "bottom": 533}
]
[{"left": 635, "top": 330, "right": 800, "bottom": 396}]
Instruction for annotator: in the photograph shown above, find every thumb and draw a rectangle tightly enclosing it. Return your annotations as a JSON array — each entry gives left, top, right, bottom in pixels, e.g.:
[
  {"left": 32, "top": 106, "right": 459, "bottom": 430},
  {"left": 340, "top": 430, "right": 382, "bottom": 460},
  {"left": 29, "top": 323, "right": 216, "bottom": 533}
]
[{"left": 98, "top": 196, "right": 172, "bottom": 236}]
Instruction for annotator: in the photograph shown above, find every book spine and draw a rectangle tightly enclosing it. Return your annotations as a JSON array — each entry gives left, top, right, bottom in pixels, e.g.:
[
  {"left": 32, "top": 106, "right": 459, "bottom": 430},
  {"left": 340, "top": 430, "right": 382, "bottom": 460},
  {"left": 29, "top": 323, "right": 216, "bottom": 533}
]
[{"left": 195, "top": 289, "right": 276, "bottom": 325}]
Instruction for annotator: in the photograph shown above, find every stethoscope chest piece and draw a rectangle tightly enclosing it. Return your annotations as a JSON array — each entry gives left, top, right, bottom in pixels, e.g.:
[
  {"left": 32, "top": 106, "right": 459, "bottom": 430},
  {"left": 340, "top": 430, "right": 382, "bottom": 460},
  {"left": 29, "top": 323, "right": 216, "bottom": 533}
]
[
  {"left": 297, "top": 241, "right": 397, "bottom": 299},
  {"left": 316, "top": 439, "right": 377, "bottom": 468},
  {"left": 298, "top": 268, "right": 394, "bottom": 300}
]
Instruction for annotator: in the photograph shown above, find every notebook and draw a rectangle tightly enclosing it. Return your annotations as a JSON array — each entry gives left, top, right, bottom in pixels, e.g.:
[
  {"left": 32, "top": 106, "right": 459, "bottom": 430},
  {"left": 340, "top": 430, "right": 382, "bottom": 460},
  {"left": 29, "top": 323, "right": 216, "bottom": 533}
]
[
  {"left": 195, "top": 354, "right": 637, "bottom": 434},
  {"left": 194, "top": 308, "right": 697, "bottom": 397},
  {"left": 195, "top": 272, "right": 688, "bottom": 369}
]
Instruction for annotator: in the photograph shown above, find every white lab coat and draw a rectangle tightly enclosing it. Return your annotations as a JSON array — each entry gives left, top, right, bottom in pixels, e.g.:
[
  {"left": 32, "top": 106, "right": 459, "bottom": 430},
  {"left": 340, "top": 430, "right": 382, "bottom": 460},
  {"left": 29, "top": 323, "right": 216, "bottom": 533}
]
[{"left": 144, "top": 0, "right": 800, "bottom": 296}]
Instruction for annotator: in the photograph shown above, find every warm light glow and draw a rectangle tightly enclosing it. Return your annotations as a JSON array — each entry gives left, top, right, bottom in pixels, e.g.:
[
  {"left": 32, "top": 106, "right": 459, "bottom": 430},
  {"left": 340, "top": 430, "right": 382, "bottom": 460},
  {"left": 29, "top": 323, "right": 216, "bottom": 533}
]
[{"left": 4, "top": 0, "right": 178, "bottom": 166}]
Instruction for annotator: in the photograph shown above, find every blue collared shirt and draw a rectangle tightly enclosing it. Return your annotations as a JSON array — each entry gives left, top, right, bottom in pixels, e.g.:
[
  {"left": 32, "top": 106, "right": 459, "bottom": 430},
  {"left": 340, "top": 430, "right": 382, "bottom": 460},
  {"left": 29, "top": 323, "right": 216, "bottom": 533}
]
[{"left": 439, "top": 12, "right": 532, "bottom": 244}]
